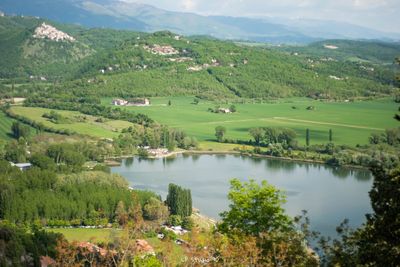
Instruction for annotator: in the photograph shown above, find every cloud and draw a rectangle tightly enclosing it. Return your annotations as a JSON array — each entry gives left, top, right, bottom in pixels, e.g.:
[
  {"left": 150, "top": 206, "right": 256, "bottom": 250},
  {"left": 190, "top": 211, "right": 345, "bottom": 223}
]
[{"left": 181, "top": 0, "right": 196, "bottom": 11}]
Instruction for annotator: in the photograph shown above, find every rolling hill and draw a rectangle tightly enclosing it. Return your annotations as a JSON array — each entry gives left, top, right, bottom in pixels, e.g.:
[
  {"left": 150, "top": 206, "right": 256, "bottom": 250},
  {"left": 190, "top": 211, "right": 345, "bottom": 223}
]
[
  {"left": 1, "top": 0, "right": 399, "bottom": 44},
  {"left": 0, "top": 15, "right": 398, "bottom": 101}
]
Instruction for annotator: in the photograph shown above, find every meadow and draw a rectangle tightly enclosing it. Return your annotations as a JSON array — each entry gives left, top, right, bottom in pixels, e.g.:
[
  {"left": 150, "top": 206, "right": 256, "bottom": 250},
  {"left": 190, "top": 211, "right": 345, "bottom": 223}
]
[
  {"left": 103, "top": 97, "right": 399, "bottom": 147},
  {"left": 0, "top": 110, "right": 36, "bottom": 140},
  {"left": 9, "top": 106, "right": 135, "bottom": 138},
  {"left": 47, "top": 228, "right": 118, "bottom": 243},
  {"left": 0, "top": 111, "right": 14, "bottom": 139}
]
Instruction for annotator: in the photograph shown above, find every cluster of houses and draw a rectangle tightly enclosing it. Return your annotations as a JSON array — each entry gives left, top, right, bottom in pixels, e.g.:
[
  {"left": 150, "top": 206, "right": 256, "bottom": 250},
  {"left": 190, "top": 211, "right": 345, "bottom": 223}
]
[
  {"left": 33, "top": 22, "right": 75, "bottom": 42},
  {"left": 144, "top": 44, "right": 179, "bottom": 56},
  {"left": 187, "top": 58, "right": 221, "bottom": 72},
  {"left": 111, "top": 98, "right": 150, "bottom": 106}
]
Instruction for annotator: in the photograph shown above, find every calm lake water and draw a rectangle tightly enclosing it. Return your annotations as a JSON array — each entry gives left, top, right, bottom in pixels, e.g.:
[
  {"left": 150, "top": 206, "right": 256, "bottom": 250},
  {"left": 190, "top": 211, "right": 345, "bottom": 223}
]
[{"left": 111, "top": 154, "right": 373, "bottom": 237}]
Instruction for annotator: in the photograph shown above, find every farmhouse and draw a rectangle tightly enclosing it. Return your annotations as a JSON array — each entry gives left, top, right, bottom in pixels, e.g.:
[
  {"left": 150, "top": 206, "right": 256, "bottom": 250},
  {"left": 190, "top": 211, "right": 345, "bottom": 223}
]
[
  {"left": 10, "top": 162, "right": 32, "bottom": 171},
  {"left": 111, "top": 98, "right": 128, "bottom": 106},
  {"left": 127, "top": 98, "right": 150, "bottom": 106},
  {"left": 112, "top": 98, "right": 151, "bottom": 106},
  {"left": 218, "top": 108, "right": 232, "bottom": 113}
]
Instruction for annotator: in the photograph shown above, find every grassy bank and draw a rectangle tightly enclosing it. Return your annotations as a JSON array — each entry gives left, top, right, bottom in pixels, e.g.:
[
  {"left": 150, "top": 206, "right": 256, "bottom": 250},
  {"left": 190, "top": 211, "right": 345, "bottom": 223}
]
[{"left": 9, "top": 106, "right": 135, "bottom": 138}]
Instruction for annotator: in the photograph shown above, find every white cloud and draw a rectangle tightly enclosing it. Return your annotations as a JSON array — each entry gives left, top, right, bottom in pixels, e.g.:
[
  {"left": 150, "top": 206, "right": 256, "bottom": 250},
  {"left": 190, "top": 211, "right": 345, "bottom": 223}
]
[{"left": 181, "top": 0, "right": 197, "bottom": 11}]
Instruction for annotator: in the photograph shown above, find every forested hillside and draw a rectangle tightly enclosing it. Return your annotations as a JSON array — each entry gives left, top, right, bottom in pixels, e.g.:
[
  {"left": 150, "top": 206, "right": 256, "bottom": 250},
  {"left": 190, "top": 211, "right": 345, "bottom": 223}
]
[
  {"left": 0, "top": 15, "right": 398, "bottom": 100},
  {"left": 277, "top": 39, "right": 400, "bottom": 64}
]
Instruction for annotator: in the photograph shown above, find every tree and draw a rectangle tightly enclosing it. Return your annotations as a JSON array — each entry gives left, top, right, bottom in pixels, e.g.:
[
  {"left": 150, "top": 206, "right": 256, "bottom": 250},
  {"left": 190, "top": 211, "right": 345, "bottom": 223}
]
[
  {"left": 166, "top": 183, "right": 192, "bottom": 218},
  {"left": 30, "top": 154, "right": 56, "bottom": 171},
  {"left": 229, "top": 105, "right": 236, "bottom": 113},
  {"left": 306, "top": 128, "right": 310, "bottom": 146},
  {"left": 329, "top": 129, "right": 333, "bottom": 142},
  {"left": 215, "top": 126, "right": 226, "bottom": 142},
  {"left": 356, "top": 167, "right": 400, "bottom": 266},
  {"left": 115, "top": 201, "right": 128, "bottom": 226},
  {"left": 249, "top": 127, "right": 264, "bottom": 145},
  {"left": 168, "top": 100, "right": 171, "bottom": 106},
  {"left": 143, "top": 197, "right": 169, "bottom": 222},
  {"left": 219, "top": 179, "right": 292, "bottom": 236},
  {"left": 11, "top": 122, "right": 30, "bottom": 139}
]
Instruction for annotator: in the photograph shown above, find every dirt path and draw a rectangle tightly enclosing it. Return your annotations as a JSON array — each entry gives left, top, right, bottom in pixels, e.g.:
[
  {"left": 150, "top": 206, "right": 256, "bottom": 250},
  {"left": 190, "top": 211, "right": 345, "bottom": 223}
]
[
  {"left": 171, "top": 116, "right": 383, "bottom": 131},
  {"left": 271, "top": 117, "right": 384, "bottom": 131}
]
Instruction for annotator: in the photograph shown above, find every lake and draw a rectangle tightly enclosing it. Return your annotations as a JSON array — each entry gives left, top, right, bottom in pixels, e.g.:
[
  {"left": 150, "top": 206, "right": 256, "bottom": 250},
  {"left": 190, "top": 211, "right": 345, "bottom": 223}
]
[{"left": 111, "top": 154, "right": 373, "bottom": 237}]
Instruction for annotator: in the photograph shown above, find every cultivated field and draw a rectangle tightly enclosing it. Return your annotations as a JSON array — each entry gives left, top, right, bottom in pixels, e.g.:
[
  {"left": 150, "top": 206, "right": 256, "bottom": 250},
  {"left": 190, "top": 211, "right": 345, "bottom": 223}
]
[
  {"left": 103, "top": 97, "right": 399, "bottom": 146},
  {"left": 9, "top": 106, "right": 135, "bottom": 138},
  {"left": 0, "top": 111, "right": 14, "bottom": 139}
]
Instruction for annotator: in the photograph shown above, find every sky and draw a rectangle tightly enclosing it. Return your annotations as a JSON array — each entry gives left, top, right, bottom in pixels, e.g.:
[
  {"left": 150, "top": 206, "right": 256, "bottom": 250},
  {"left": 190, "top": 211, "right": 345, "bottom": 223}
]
[{"left": 122, "top": 0, "right": 400, "bottom": 33}]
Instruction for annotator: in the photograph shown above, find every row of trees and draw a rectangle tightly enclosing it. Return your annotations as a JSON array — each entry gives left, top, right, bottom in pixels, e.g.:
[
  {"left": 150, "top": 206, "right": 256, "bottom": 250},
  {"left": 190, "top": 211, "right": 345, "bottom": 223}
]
[{"left": 249, "top": 127, "right": 297, "bottom": 146}]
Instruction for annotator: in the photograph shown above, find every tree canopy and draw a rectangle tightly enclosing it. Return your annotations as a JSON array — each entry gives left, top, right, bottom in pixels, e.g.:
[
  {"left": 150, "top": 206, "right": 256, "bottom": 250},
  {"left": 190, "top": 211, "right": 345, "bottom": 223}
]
[{"left": 219, "top": 179, "right": 292, "bottom": 236}]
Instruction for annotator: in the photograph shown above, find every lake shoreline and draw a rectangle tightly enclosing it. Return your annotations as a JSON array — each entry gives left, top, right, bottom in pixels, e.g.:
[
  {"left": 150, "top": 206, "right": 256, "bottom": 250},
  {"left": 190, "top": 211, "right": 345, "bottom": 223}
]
[{"left": 106, "top": 149, "right": 369, "bottom": 171}]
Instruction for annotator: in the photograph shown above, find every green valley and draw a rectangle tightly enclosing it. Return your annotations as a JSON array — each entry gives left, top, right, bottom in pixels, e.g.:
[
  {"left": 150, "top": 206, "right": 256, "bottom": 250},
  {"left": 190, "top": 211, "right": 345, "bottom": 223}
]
[{"left": 105, "top": 97, "right": 398, "bottom": 146}]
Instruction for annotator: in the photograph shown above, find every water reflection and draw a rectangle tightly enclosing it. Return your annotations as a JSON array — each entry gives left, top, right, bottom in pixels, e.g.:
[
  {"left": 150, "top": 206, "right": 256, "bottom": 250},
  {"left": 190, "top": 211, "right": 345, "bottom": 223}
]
[
  {"left": 124, "top": 157, "right": 134, "bottom": 167},
  {"left": 111, "top": 154, "right": 373, "bottom": 237}
]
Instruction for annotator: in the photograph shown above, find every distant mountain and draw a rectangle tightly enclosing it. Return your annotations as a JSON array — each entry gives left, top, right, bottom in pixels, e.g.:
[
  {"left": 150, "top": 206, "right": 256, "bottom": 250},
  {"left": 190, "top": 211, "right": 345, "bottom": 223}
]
[{"left": 1, "top": 0, "right": 399, "bottom": 44}]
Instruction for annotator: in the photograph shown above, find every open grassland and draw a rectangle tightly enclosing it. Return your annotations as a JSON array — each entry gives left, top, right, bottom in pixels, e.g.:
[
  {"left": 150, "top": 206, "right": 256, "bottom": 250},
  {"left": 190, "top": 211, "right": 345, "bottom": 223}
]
[
  {"left": 103, "top": 97, "right": 399, "bottom": 146},
  {"left": 9, "top": 106, "right": 135, "bottom": 138},
  {"left": 48, "top": 228, "right": 118, "bottom": 243}
]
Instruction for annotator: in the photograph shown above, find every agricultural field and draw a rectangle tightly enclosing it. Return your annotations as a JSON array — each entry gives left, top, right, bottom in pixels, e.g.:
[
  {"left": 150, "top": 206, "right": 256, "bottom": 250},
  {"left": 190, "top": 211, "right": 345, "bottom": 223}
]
[
  {"left": 0, "top": 111, "right": 36, "bottom": 140},
  {"left": 47, "top": 228, "right": 118, "bottom": 243},
  {"left": 103, "top": 97, "right": 399, "bottom": 147},
  {"left": 9, "top": 106, "right": 135, "bottom": 139},
  {"left": 0, "top": 111, "right": 14, "bottom": 139}
]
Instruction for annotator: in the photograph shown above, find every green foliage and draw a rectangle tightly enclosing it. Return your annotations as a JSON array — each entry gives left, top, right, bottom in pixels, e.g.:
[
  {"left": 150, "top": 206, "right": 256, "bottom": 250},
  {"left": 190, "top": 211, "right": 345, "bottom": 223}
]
[
  {"left": 11, "top": 122, "right": 30, "bottom": 139},
  {"left": 4, "top": 138, "right": 27, "bottom": 163},
  {"left": 369, "top": 127, "right": 400, "bottom": 146},
  {"left": 0, "top": 222, "right": 62, "bottom": 267},
  {"left": 167, "top": 215, "right": 182, "bottom": 227},
  {"left": 0, "top": 16, "right": 395, "bottom": 101},
  {"left": 143, "top": 197, "right": 169, "bottom": 222},
  {"left": 0, "top": 162, "right": 134, "bottom": 224},
  {"left": 182, "top": 216, "right": 194, "bottom": 230},
  {"left": 166, "top": 183, "right": 192, "bottom": 218},
  {"left": 306, "top": 128, "right": 310, "bottom": 146},
  {"left": 30, "top": 153, "right": 57, "bottom": 171},
  {"left": 134, "top": 255, "right": 163, "bottom": 267},
  {"left": 42, "top": 110, "right": 70, "bottom": 124},
  {"left": 357, "top": 167, "right": 400, "bottom": 265},
  {"left": 249, "top": 127, "right": 297, "bottom": 147},
  {"left": 219, "top": 179, "right": 292, "bottom": 236},
  {"left": 215, "top": 126, "right": 226, "bottom": 142}
]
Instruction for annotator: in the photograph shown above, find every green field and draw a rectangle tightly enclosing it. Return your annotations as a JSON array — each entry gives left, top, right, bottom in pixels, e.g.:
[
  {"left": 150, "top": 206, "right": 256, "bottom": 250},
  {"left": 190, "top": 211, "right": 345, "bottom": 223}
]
[
  {"left": 0, "top": 111, "right": 37, "bottom": 140},
  {"left": 48, "top": 228, "right": 118, "bottom": 243},
  {"left": 9, "top": 106, "right": 136, "bottom": 138},
  {"left": 0, "top": 111, "right": 14, "bottom": 139},
  {"left": 103, "top": 97, "right": 399, "bottom": 146}
]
